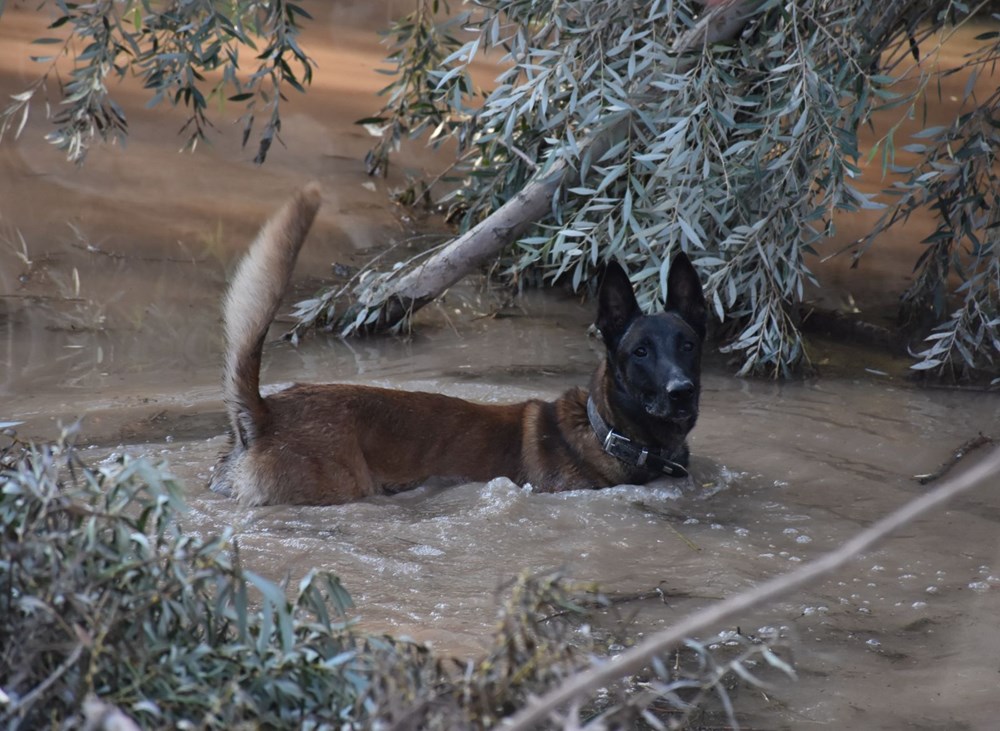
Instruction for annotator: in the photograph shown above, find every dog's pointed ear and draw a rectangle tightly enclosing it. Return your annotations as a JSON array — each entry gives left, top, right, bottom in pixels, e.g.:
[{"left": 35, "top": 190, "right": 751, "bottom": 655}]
[
  {"left": 667, "top": 252, "right": 707, "bottom": 341},
  {"left": 597, "top": 259, "right": 641, "bottom": 348}
]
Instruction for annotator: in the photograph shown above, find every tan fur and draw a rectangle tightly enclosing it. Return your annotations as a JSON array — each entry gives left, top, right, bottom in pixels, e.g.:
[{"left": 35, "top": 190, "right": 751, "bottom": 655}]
[{"left": 210, "top": 185, "right": 688, "bottom": 505}]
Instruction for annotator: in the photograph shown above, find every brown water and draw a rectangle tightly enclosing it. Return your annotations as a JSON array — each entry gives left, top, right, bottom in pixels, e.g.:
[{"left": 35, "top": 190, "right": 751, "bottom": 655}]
[{"left": 3, "top": 5, "right": 1000, "bottom": 729}]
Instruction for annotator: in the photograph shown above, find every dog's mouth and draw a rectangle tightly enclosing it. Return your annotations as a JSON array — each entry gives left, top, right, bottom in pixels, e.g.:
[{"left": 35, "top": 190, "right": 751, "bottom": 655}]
[{"left": 644, "top": 402, "right": 696, "bottom": 425}]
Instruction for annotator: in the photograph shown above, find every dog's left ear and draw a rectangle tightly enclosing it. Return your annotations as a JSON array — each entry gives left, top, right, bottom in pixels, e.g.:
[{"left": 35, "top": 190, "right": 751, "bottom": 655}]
[
  {"left": 597, "top": 259, "right": 641, "bottom": 349},
  {"left": 666, "top": 252, "right": 707, "bottom": 341}
]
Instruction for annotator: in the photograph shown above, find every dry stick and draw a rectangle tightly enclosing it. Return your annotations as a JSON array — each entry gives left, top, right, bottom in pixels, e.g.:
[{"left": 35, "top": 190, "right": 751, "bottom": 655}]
[
  {"left": 8, "top": 643, "right": 84, "bottom": 720},
  {"left": 502, "top": 447, "right": 1000, "bottom": 730},
  {"left": 352, "top": 0, "right": 763, "bottom": 333},
  {"left": 915, "top": 433, "right": 994, "bottom": 485}
]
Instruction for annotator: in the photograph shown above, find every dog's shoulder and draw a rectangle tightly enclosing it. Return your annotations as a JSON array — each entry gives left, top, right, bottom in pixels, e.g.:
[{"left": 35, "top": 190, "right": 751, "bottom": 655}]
[{"left": 520, "top": 387, "right": 624, "bottom": 492}]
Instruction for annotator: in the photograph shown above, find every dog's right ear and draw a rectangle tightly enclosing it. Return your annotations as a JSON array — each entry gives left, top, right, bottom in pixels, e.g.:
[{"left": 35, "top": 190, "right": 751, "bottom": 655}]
[
  {"left": 596, "top": 259, "right": 641, "bottom": 349},
  {"left": 666, "top": 251, "right": 707, "bottom": 341}
]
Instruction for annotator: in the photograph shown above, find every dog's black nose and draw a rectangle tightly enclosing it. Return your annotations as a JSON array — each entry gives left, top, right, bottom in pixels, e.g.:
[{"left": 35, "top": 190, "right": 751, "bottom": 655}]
[{"left": 667, "top": 379, "right": 695, "bottom": 402}]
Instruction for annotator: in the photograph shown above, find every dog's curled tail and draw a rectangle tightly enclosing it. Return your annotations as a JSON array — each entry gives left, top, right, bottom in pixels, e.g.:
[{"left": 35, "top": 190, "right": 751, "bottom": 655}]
[{"left": 222, "top": 183, "right": 322, "bottom": 449}]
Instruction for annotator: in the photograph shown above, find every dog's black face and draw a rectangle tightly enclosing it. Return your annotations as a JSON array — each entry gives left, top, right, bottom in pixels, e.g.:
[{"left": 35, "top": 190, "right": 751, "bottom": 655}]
[{"left": 597, "top": 254, "right": 707, "bottom": 435}]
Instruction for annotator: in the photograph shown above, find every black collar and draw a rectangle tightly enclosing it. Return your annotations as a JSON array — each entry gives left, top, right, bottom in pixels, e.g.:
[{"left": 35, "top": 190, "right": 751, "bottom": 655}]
[{"left": 586, "top": 397, "right": 689, "bottom": 478}]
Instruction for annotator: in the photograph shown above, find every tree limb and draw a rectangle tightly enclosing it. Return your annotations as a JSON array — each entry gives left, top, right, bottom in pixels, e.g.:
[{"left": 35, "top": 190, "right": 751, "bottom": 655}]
[
  {"left": 342, "top": 0, "right": 764, "bottom": 335},
  {"left": 501, "top": 447, "right": 1000, "bottom": 730}
]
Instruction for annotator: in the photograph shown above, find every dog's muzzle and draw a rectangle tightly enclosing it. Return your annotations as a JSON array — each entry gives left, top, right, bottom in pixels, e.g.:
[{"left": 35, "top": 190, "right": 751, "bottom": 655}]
[{"left": 645, "top": 378, "right": 696, "bottom": 422}]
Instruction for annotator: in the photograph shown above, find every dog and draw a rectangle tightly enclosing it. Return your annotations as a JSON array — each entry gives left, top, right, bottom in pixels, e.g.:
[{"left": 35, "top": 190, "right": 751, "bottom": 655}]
[{"left": 209, "top": 184, "right": 707, "bottom": 505}]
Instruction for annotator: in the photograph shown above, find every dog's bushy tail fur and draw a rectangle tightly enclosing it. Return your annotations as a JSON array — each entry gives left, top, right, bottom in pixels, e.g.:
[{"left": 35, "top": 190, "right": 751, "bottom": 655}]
[{"left": 222, "top": 183, "right": 322, "bottom": 449}]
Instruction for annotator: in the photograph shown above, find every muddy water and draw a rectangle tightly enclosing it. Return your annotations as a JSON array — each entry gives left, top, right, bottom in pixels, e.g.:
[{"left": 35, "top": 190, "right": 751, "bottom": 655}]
[{"left": 3, "top": 4, "right": 1000, "bottom": 729}]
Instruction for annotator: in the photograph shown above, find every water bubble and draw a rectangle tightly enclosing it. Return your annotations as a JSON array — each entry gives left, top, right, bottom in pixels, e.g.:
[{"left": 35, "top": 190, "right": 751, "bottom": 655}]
[
  {"left": 783, "top": 528, "right": 799, "bottom": 536},
  {"left": 968, "top": 581, "right": 990, "bottom": 593},
  {"left": 925, "top": 585, "right": 940, "bottom": 595},
  {"left": 911, "top": 601, "right": 928, "bottom": 610},
  {"left": 865, "top": 638, "right": 882, "bottom": 651},
  {"left": 795, "top": 535, "right": 812, "bottom": 544}
]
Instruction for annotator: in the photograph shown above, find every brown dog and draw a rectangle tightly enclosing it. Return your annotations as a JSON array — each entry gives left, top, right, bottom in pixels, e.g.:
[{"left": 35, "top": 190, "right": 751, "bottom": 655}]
[{"left": 209, "top": 184, "right": 707, "bottom": 505}]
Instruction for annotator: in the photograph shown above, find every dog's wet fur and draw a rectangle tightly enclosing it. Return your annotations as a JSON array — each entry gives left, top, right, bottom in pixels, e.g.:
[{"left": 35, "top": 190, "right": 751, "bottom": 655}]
[{"left": 210, "top": 184, "right": 707, "bottom": 505}]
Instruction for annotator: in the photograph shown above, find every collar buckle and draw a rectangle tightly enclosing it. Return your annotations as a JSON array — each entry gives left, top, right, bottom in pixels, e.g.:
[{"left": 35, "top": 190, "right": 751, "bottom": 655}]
[{"left": 603, "top": 429, "right": 629, "bottom": 453}]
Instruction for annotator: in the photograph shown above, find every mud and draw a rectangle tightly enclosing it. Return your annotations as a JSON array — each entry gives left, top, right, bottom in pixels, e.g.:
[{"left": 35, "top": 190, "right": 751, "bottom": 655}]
[{"left": 2, "top": 4, "right": 1000, "bottom": 729}]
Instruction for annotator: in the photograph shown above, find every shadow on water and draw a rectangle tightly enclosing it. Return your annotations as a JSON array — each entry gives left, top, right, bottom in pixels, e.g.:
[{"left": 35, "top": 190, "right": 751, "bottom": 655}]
[{"left": 3, "top": 3, "right": 1000, "bottom": 728}]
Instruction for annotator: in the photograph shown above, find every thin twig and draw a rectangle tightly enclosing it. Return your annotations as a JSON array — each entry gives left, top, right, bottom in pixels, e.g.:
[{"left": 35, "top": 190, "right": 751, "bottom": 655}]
[
  {"left": 915, "top": 433, "right": 994, "bottom": 485},
  {"left": 502, "top": 447, "right": 1000, "bottom": 730},
  {"left": 8, "top": 642, "right": 84, "bottom": 720},
  {"left": 0, "top": 293, "right": 86, "bottom": 303}
]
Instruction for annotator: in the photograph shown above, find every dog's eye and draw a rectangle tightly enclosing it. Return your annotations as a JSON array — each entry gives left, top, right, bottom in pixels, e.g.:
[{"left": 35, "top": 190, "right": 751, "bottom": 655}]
[
  {"left": 682, "top": 341, "right": 694, "bottom": 352},
  {"left": 633, "top": 346, "right": 648, "bottom": 358}
]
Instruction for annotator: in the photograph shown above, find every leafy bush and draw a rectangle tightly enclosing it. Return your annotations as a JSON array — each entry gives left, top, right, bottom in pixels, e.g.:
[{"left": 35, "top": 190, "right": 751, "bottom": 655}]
[
  {"left": 350, "top": 0, "right": 1000, "bottom": 379},
  {"left": 860, "top": 62, "right": 1000, "bottom": 382},
  {"left": 0, "top": 1, "right": 314, "bottom": 164},
  {"left": 0, "top": 429, "right": 786, "bottom": 729},
  {"left": 0, "top": 427, "right": 371, "bottom": 729}
]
